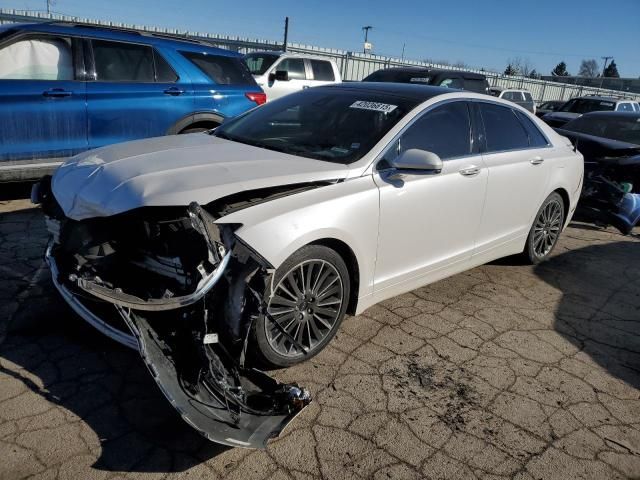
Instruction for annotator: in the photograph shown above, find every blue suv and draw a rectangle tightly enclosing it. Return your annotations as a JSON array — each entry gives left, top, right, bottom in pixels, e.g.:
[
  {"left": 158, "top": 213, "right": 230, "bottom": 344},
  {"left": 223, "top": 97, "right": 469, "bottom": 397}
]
[{"left": 0, "top": 22, "right": 266, "bottom": 181}]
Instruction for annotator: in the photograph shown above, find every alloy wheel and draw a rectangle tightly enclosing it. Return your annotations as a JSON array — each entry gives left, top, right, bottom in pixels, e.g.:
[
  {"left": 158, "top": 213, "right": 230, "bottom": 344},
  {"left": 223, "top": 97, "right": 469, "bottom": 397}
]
[
  {"left": 265, "top": 259, "right": 344, "bottom": 357},
  {"left": 533, "top": 199, "right": 563, "bottom": 257}
]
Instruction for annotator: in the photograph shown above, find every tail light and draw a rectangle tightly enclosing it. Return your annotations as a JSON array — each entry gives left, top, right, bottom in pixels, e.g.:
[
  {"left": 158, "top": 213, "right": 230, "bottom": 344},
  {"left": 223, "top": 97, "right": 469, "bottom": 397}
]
[{"left": 245, "top": 92, "right": 267, "bottom": 106}]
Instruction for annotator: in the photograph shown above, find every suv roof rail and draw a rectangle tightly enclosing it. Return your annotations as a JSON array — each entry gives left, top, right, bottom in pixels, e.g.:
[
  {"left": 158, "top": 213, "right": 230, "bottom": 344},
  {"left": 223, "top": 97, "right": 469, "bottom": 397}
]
[
  {"left": 46, "top": 21, "right": 216, "bottom": 47},
  {"left": 584, "top": 93, "right": 622, "bottom": 99}
]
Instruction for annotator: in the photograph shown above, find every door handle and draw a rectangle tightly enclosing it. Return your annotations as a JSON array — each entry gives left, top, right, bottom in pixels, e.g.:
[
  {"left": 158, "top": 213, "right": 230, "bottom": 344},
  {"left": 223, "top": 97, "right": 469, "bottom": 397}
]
[
  {"left": 530, "top": 156, "right": 545, "bottom": 165},
  {"left": 459, "top": 165, "right": 481, "bottom": 177},
  {"left": 164, "top": 87, "right": 185, "bottom": 96},
  {"left": 43, "top": 88, "right": 72, "bottom": 98}
]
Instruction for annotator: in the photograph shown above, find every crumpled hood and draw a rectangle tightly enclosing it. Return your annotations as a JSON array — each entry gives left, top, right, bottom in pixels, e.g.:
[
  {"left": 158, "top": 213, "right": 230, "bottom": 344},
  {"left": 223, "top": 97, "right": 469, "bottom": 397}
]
[{"left": 52, "top": 134, "right": 349, "bottom": 220}]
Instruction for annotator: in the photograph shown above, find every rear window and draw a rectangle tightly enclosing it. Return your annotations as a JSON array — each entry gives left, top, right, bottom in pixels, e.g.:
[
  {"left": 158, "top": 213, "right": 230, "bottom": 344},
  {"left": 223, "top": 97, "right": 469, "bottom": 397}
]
[
  {"left": 462, "top": 78, "right": 488, "bottom": 93},
  {"left": 310, "top": 60, "right": 335, "bottom": 81},
  {"left": 244, "top": 53, "right": 279, "bottom": 75},
  {"left": 563, "top": 115, "right": 640, "bottom": 145},
  {"left": 181, "top": 51, "right": 256, "bottom": 85},
  {"left": 363, "top": 69, "right": 430, "bottom": 83},
  {"left": 92, "top": 40, "right": 154, "bottom": 82},
  {"left": 560, "top": 98, "right": 616, "bottom": 114}
]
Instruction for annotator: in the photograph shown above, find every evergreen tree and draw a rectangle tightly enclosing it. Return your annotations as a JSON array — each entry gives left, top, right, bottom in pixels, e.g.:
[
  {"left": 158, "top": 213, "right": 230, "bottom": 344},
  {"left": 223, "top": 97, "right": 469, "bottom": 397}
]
[
  {"left": 603, "top": 60, "right": 620, "bottom": 78},
  {"left": 551, "top": 61, "right": 569, "bottom": 76}
]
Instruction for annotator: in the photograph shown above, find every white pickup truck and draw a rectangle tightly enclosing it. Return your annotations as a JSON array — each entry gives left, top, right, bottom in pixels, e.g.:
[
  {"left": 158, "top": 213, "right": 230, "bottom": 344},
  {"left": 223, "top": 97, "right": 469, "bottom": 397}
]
[{"left": 244, "top": 51, "right": 341, "bottom": 101}]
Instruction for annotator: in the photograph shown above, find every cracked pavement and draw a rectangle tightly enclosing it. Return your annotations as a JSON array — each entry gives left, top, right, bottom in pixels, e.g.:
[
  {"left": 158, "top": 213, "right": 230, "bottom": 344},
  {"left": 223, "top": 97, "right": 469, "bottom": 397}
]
[{"left": 1, "top": 192, "right": 639, "bottom": 480}]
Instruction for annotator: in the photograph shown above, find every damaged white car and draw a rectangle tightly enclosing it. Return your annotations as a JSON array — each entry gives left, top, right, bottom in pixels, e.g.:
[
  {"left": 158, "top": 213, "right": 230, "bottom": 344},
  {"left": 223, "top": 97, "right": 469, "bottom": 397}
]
[{"left": 33, "top": 83, "right": 583, "bottom": 448}]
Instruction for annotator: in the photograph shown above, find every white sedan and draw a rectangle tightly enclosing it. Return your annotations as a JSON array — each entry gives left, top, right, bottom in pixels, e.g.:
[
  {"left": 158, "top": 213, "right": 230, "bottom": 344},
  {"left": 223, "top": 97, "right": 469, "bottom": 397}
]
[{"left": 35, "top": 83, "right": 583, "bottom": 448}]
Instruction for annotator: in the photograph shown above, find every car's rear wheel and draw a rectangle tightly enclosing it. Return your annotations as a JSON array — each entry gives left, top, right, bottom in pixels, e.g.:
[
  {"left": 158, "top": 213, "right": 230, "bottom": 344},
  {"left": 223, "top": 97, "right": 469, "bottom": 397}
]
[
  {"left": 523, "top": 192, "right": 565, "bottom": 264},
  {"left": 252, "top": 245, "right": 350, "bottom": 368}
]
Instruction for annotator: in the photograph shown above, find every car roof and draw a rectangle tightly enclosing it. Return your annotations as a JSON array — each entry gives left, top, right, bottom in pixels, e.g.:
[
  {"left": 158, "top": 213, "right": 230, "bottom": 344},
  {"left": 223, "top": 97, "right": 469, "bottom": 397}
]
[
  {"left": 5, "top": 22, "right": 240, "bottom": 56},
  {"left": 245, "top": 50, "right": 336, "bottom": 62},
  {"left": 370, "top": 66, "right": 487, "bottom": 80},
  {"left": 490, "top": 87, "right": 532, "bottom": 93},
  {"left": 576, "top": 95, "right": 624, "bottom": 103},
  {"left": 320, "top": 82, "right": 459, "bottom": 101}
]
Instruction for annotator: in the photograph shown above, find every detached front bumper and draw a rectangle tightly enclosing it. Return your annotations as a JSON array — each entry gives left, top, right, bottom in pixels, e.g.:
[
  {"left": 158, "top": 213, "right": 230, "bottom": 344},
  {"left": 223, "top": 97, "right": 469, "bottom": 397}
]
[{"left": 41, "top": 198, "right": 311, "bottom": 449}]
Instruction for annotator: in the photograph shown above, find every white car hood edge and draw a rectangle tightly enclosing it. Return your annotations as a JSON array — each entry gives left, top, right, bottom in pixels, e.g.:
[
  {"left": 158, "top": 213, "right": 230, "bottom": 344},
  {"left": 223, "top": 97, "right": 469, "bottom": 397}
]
[{"left": 52, "top": 134, "right": 349, "bottom": 221}]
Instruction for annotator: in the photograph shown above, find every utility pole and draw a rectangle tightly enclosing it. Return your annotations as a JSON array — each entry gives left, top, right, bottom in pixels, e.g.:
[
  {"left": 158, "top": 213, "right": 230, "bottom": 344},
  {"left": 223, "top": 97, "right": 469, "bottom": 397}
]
[
  {"left": 283, "top": 17, "right": 289, "bottom": 52},
  {"left": 401, "top": 43, "right": 406, "bottom": 61},
  {"left": 46, "top": 0, "right": 52, "bottom": 14},
  {"left": 600, "top": 56, "right": 613, "bottom": 88},
  {"left": 362, "top": 25, "right": 372, "bottom": 54}
]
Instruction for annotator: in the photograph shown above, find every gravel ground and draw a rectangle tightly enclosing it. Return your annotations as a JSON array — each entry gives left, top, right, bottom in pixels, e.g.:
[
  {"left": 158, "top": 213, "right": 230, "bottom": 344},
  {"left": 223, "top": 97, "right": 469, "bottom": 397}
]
[{"left": 1, "top": 193, "right": 639, "bottom": 480}]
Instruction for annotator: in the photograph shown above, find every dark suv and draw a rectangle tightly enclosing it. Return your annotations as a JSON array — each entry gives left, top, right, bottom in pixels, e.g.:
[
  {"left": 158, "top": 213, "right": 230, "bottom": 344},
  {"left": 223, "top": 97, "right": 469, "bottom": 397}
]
[
  {"left": 0, "top": 23, "right": 266, "bottom": 181},
  {"left": 362, "top": 67, "right": 490, "bottom": 94}
]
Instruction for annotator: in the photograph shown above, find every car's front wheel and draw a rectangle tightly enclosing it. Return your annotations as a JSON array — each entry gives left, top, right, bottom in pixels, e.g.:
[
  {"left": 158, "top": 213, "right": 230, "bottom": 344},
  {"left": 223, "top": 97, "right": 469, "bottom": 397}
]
[
  {"left": 252, "top": 245, "right": 350, "bottom": 368},
  {"left": 523, "top": 192, "right": 565, "bottom": 264}
]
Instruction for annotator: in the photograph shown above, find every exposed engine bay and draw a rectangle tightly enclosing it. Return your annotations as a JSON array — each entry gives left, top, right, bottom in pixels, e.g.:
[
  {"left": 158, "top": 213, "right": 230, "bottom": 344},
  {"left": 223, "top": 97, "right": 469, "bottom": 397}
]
[{"left": 34, "top": 176, "right": 318, "bottom": 448}]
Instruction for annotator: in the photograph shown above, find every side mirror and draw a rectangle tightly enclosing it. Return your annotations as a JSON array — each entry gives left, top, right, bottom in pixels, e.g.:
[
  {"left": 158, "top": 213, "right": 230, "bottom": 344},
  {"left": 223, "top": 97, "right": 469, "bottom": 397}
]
[
  {"left": 391, "top": 149, "right": 443, "bottom": 173},
  {"left": 269, "top": 70, "right": 289, "bottom": 82}
]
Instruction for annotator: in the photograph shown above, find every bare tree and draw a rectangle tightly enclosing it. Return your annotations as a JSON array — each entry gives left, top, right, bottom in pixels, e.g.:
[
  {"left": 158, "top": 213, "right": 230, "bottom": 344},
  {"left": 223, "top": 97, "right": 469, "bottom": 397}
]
[
  {"left": 507, "top": 57, "right": 535, "bottom": 76},
  {"left": 578, "top": 59, "right": 600, "bottom": 77}
]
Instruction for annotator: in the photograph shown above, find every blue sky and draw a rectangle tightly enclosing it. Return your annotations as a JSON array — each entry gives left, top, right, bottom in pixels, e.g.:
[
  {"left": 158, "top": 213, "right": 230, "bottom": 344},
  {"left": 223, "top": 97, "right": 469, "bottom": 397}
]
[{"left": 2, "top": 0, "right": 639, "bottom": 77}]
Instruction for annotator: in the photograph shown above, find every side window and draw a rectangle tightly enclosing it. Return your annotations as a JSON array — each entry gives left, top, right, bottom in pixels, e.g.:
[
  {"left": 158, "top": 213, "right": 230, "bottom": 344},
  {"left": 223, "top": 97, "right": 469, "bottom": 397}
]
[
  {"left": 181, "top": 52, "right": 255, "bottom": 85},
  {"left": 275, "top": 58, "right": 307, "bottom": 80},
  {"left": 617, "top": 103, "right": 633, "bottom": 112},
  {"left": 523, "top": 92, "right": 533, "bottom": 102},
  {"left": 479, "top": 103, "right": 530, "bottom": 153},
  {"left": 310, "top": 60, "right": 335, "bottom": 81},
  {"left": 153, "top": 49, "right": 178, "bottom": 82},
  {"left": 92, "top": 40, "right": 154, "bottom": 82},
  {"left": 399, "top": 102, "right": 471, "bottom": 160},
  {"left": 438, "top": 77, "right": 463, "bottom": 89},
  {"left": 514, "top": 111, "right": 549, "bottom": 148},
  {"left": 0, "top": 35, "right": 74, "bottom": 80}
]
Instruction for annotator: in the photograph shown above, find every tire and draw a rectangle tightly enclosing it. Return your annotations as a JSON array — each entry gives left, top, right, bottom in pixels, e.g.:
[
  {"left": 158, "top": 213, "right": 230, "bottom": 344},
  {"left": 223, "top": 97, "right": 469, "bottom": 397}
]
[
  {"left": 523, "top": 192, "right": 565, "bottom": 264},
  {"left": 252, "top": 245, "right": 350, "bottom": 368},
  {"left": 179, "top": 127, "right": 211, "bottom": 134}
]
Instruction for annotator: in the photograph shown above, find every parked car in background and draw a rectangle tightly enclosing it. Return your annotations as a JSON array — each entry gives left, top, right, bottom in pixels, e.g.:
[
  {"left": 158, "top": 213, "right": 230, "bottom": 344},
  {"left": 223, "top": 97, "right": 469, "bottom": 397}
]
[
  {"left": 489, "top": 87, "right": 536, "bottom": 113},
  {"left": 244, "top": 51, "right": 341, "bottom": 101},
  {"left": 362, "top": 66, "right": 490, "bottom": 94},
  {"left": 542, "top": 95, "right": 639, "bottom": 128},
  {"left": 556, "top": 111, "right": 640, "bottom": 234},
  {"left": 536, "top": 100, "right": 565, "bottom": 118},
  {"left": 34, "top": 83, "right": 583, "bottom": 448},
  {"left": 0, "top": 22, "right": 265, "bottom": 181}
]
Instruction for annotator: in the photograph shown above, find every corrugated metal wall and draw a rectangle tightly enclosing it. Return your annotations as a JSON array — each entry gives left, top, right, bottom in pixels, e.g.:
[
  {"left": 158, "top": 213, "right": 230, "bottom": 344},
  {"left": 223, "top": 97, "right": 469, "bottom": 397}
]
[{"left": 1, "top": 8, "right": 637, "bottom": 103}]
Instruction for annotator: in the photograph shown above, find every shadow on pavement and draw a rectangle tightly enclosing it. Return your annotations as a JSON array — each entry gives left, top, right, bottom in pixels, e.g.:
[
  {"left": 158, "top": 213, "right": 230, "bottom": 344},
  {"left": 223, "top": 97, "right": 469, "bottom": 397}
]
[
  {"left": 534, "top": 241, "right": 640, "bottom": 390},
  {"left": 0, "top": 208, "right": 230, "bottom": 473}
]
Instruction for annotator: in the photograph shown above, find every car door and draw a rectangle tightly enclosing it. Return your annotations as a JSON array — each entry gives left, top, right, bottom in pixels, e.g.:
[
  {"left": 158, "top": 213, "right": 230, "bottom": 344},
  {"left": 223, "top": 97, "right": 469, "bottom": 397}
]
[
  {"left": 373, "top": 100, "right": 488, "bottom": 293},
  {"left": 0, "top": 33, "right": 87, "bottom": 162},
  {"left": 263, "top": 57, "right": 307, "bottom": 101},
  {"left": 473, "top": 102, "right": 552, "bottom": 254},
  {"left": 86, "top": 39, "right": 193, "bottom": 149}
]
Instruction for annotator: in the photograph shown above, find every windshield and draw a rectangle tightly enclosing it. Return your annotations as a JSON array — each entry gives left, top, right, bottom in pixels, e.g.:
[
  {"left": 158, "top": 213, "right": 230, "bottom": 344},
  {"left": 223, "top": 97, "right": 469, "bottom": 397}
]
[
  {"left": 214, "top": 88, "right": 420, "bottom": 164},
  {"left": 563, "top": 115, "right": 640, "bottom": 145},
  {"left": 244, "top": 53, "right": 279, "bottom": 75},
  {"left": 560, "top": 98, "right": 616, "bottom": 114}
]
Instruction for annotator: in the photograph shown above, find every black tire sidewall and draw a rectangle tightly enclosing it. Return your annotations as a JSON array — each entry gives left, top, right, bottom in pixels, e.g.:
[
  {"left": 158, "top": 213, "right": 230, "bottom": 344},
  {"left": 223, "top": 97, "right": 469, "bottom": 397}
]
[
  {"left": 525, "top": 192, "right": 565, "bottom": 264},
  {"left": 252, "top": 244, "right": 351, "bottom": 368}
]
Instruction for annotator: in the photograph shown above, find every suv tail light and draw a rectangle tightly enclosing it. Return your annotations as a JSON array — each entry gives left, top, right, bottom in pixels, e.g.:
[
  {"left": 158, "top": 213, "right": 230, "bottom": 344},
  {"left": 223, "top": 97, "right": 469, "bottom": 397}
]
[{"left": 245, "top": 92, "right": 267, "bottom": 106}]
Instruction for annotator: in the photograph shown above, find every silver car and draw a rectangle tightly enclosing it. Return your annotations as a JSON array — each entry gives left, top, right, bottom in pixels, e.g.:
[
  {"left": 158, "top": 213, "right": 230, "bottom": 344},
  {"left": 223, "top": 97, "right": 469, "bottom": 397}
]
[{"left": 34, "top": 83, "right": 583, "bottom": 448}]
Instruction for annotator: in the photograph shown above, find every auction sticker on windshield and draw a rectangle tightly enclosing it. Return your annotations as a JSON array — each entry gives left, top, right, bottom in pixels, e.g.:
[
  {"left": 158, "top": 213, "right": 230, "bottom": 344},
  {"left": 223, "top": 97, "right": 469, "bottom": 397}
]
[{"left": 350, "top": 101, "right": 398, "bottom": 113}]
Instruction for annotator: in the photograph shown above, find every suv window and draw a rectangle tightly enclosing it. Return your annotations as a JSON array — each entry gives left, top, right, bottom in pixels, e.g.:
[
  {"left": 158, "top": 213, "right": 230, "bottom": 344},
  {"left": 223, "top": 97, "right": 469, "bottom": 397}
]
[
  {"left": 153, "top": 50, "right": 178, "bottom": 82},
  {"left": 275, "top": 58, "right": 307, "bottom": 80},
  {"left": 244, "top": 53, "right": 279, "bottom": 75},
  {"left": 181, "top": 51, "right": 255, "bottom": 85},
  {"left": 617, "top": 103, "right": 634, "bottom": 112},
  {"left": 560, "top": 98, "right": 615, "bottom": 114},
  {"left": 479, "top": 103, "right": 530, "bottom": 152},
  {"left": 0, "top": 35, "right": 74, "bottom": 80},
  {"left": 399, "top": 102, "right": 471, "bottom": 160},
  {"left": 438, "top": 77, "right": 463, "bottom": 89},
  {"left": 503, "top": 91, "right": 523, "bottom": 102},
  {"left": 92, "top": 40, "right": 154, "bottom": 82},
  {"left": 514, "top": 111, "right": 549, "bottom": 148},
  {"left": 310, "top": 60, "right": 335, "bottom": 81}
]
